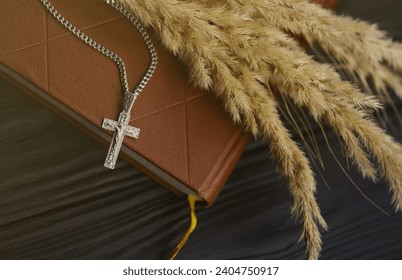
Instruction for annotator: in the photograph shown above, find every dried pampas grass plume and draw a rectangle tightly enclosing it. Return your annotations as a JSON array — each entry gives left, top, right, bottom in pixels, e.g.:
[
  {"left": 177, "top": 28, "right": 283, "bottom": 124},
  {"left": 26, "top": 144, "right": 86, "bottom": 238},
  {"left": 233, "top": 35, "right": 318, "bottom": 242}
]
[{"left": 115, "top": 0, "right": 402, "bottom": 259}]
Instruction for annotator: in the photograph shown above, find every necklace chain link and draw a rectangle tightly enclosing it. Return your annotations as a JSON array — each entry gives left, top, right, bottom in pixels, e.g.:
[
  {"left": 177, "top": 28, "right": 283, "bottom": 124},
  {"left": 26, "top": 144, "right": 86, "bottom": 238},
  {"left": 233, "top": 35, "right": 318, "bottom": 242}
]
[{"left": 39, "top": 0, "right": 158, "bottom": 95}]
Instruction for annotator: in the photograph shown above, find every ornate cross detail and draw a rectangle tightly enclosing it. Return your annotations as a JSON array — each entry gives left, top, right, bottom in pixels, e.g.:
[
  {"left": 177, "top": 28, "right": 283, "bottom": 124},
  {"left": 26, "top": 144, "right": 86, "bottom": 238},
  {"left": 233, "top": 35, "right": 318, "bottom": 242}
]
[{"left": 102, "top": 92, "right": 140, "bottom": 169}]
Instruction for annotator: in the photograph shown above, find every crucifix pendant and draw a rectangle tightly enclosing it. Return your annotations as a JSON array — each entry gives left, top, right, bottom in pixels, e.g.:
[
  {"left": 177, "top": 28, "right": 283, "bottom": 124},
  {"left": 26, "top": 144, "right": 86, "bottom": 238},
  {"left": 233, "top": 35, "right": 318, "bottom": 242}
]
[{"left": 102, "top": 91, "right": 140, "bottom": 169}]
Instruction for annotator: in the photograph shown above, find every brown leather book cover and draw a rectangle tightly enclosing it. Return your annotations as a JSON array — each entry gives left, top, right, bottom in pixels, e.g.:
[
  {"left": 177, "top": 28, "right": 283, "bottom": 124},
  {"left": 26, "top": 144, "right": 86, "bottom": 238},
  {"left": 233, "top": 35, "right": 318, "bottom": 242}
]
[
  {"left": 0, "top": 0, "right": 336, "bottom": 205},
  {"left": 0, "top": 0, "right": 252, "bottom": 206}
]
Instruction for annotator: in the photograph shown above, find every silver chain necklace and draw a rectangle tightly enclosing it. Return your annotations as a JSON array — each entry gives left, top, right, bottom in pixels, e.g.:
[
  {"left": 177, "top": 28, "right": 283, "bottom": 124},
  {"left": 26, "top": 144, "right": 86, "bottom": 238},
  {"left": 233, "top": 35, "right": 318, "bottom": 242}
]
[{"left": 39, "top": 0, "right": 158, "bottom": 169}]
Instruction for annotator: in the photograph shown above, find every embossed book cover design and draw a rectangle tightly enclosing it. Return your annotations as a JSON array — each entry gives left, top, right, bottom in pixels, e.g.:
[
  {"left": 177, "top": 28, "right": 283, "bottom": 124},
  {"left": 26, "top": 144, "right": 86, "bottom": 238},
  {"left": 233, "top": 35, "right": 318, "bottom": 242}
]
[{"left": 0, "top": 0, "right": 250, "bottom": 205}]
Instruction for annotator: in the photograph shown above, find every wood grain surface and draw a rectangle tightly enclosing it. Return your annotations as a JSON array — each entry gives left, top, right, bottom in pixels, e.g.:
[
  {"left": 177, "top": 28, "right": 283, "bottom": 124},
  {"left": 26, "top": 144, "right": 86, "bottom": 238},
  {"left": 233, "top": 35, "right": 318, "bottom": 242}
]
[{"left": 1, "top": 0, "right": 402, "bottom": 259}]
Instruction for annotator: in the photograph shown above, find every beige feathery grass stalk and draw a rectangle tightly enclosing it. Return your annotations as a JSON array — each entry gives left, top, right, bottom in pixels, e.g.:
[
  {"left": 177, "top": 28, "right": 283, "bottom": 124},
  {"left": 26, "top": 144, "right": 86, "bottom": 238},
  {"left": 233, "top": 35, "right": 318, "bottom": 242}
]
[
  {"left": 116, "top": 0, "right": 402, "bottom": 259},
  {"left": 225, "top": 0, "right": 402, "bottom": 100}
]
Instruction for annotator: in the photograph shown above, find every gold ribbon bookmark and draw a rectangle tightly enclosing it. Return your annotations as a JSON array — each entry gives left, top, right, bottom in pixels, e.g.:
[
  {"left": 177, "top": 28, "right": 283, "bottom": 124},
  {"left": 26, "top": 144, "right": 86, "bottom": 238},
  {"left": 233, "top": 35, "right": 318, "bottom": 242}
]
[{"left": 169, "top": 195, "right": 198, "bottom": 260}]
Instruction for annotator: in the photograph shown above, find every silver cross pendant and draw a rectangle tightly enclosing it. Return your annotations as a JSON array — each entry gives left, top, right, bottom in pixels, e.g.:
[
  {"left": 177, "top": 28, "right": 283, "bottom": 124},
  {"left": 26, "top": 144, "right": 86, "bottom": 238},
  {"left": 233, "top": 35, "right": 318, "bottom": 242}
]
[{"left": 102, "top": 91, "right": 140, "bottom": 169}]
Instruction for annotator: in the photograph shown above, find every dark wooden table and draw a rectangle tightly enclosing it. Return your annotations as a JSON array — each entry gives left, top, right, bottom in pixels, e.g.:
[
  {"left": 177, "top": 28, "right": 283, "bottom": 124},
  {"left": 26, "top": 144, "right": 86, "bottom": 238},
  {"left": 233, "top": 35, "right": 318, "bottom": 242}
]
[{"left": 1, "top": 0, "right": 402, "bottom": 259}]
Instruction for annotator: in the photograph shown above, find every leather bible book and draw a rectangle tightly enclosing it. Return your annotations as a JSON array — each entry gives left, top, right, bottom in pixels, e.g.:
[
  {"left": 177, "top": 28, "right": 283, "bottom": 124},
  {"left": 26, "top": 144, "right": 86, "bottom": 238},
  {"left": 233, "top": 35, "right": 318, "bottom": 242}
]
[
  {"left": 0, "top": 0, "right": 250, "bottom": 206},
  {"left": 0, "top": 0, "right": 336, "bottom": 205}
]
